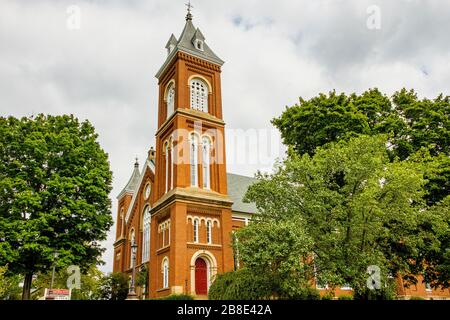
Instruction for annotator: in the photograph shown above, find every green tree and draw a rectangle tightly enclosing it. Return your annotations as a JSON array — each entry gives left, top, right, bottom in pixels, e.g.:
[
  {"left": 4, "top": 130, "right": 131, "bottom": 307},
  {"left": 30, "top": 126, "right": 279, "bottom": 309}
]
[
  {"left": 233, "top": 219, "right": 314, "bottom": 299},
  {"left": 244, "top": 135, "right": 449, "bottom": 296},
  {"left": 93, "top": 272, "right": 129, "bottom": 300},
  {"left": 272, "top": 88, "right": 449, "bottom": 161},
  {"left": 209, "top": 218, "right": 314, "bottom": 299},
  {"left": 135, "top": 265, "right": 148, "bottom": 298},
  {"left": 0, "top": 114, "right": 113, "bottom": 299},
  {"left": 0, "top": 265, "right": 21, "bottom": 300},
  {"left": 32, "top": 264, "right": 104, "bottom": 300},
  {"left": 272, "top": 88, "right": 450, "bottom": 206}
]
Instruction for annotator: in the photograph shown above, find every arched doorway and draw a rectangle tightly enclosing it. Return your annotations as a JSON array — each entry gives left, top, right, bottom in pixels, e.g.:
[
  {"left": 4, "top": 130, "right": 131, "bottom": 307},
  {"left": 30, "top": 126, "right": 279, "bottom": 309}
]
[{"left": 195, "top": 258, "right": 208, "bottom": 295}]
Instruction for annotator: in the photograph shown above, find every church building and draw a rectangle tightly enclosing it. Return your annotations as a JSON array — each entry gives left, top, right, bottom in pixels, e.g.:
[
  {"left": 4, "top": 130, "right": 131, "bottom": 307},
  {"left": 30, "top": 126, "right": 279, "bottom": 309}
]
[
  {"left": 113, "top": 9, "right": 450, "bottom": 300},
  {"left": 113, "top": 9, "right": 254, "bottom": 299}
]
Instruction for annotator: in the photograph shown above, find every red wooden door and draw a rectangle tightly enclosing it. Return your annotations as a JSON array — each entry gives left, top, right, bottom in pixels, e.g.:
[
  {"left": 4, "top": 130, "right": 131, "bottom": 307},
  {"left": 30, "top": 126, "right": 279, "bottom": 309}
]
[{"left": 195, "top": 258, "right": 208, "bottom": 295}]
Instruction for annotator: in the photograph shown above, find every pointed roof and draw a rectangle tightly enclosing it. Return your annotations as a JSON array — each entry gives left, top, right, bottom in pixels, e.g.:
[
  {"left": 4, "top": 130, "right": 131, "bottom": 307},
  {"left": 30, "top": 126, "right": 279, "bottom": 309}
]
[
  {"left": 165, "top": 34, "right": 178, "bottom": 49},
  {"left": 156, "top": 15, "right": 224, "bottom": 78},
  {"left": 192, "top": 28, "right": 205, "bottom": 41},
  {"left": 117, "top": 159, "right": 141, "bottom": 199}
]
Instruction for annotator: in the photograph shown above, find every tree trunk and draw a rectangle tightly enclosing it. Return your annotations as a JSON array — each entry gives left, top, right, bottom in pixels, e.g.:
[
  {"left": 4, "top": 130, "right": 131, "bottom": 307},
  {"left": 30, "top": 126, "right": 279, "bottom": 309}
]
[{"left": 22, "top": 272, "right": 33, "bottom": 300}]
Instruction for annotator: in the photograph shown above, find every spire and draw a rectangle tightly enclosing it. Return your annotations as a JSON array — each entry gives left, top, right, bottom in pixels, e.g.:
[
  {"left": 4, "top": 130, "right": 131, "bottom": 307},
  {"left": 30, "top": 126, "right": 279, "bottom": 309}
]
[
  {"left": 185, "top": 1, "right": 193, "bottom": 21},
  {"left": 155, "top": 3, "right": 224, "bottom": 78},
  {"left": 117, "top": 158, "right": 141, "bottom": 199}
]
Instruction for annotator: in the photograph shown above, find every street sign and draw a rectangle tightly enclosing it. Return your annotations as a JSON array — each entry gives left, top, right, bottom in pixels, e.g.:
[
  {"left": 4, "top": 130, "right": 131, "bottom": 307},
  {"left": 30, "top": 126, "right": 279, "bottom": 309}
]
[{"left": 44, "top": 288, "right": 71, "bottom": 300}]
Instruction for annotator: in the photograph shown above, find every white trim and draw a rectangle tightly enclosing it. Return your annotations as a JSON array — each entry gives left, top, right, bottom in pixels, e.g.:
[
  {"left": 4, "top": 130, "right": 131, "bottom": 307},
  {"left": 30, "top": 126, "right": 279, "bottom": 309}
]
[
  {"left": 187, "top": 75, "right": 212, "bottom": 92},
  {"left": 124, "top": 159, "right": 156, "bottom": 223},
  {"left": 193, "top": 218, "right": 199, "bottom": 243},
  {"left": 142, "top": 206, "right": 151, "bottom": 263},
  {"left": 162, "top": 257, "right": 169, "bottom": 289},
  {"left": 202, "top": 136, "right": 211, "bottom": 189},
  {"left": 206, "top": 220, "right": 212, "bottom": 244},
  {"left": 189, "top": 133, "right": 199, "bottom": 187},
  {"left": 232, "top": 212, "right": 252, "bottom": 221}
]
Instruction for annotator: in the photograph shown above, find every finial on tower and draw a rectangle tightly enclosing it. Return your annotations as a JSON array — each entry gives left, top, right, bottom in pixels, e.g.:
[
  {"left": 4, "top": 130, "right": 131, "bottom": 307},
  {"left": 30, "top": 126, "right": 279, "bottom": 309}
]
[
  {"left": 134, "top": 156, "right": 139, "bottom": 168},
  {"left": 185, "top": 1, "right": 193, "bottom": 21}
]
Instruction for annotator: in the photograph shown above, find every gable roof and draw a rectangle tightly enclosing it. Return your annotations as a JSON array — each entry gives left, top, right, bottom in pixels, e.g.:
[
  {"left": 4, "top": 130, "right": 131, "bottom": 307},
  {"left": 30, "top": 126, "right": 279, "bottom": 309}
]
[
  {"left": 227, "top": 173, "right": 257, "bottom": 214},
  {"left": 124, "top": 159, "right": 155, "bottom": 223},
  {"left": 156, "top": 15, "right": 224, "bottom": 79}
]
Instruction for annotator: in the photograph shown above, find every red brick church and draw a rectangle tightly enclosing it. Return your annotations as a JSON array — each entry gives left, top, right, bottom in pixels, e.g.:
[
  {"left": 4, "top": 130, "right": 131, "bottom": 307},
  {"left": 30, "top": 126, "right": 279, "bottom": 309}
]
[
  {"left": 113, "top": 10, "right": 449, "bottom": 300},
  {"left": 112, "top": 9, "right": 253, "bottom": 299}
]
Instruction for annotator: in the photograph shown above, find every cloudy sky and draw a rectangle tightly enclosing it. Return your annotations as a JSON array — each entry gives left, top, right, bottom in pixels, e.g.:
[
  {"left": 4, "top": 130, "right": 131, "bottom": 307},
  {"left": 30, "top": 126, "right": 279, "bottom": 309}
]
[{"left": 1, "top": 0, "right": 449, "bottom": 273}]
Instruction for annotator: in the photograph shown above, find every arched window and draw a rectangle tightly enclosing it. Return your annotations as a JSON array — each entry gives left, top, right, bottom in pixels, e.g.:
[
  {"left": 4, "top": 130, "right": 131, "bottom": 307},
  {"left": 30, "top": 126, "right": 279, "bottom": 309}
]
[
  {"left": 129, "top": 229, "right": 135, "bottom": 269},
  {"left": 142, "top": 207, "right": 150, "bottom": 263},
  {"left": 164, "top": 141, "right": 169, "bottom": 193},
  {"left": 202, "top": 136, "right": 211, "bottom": 189},
  {"left": 170, "top": 139, "right": 174, "bottom": 190},
  {"left": 166, "top": 83, "right": 175, "bottom": 118},
  {"left": 190, "top": 78, "right": 208, "bottom": 112},
  {"left": 193, "top": 219, "right": 199, "bottom": 243},
  {"left": 162, "top": 258, "right": 169, "bottom": 288},
  {"left": 189, "top": 133, "right": 199, "bottom": 187},
  {"left": 206, "top": 220, "right": 212, "bottom": 244}
]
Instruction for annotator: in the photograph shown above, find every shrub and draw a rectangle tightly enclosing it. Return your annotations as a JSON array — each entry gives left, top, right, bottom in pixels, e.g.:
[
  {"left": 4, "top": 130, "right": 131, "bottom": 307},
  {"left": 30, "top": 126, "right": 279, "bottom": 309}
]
[
  {"left": 409, "top": 296, "right": 426, "bottom": 300},
  {"left": 208, "top": 270, "right": 274, "bottom": 300},
  {"left": 289, "top": 287, "right": 321, "bottom": 300},
  {"left": 209, "top": 269, "right": 322, "bottom": 300},
  {"left": 338, "top": 295, "right": 353, "bottom": 300},
  {"left": 93, "top": 272, "right": 129, "bottom": 300},
  {"left": 321, "top": 292, "right": 335, "bottom": 300}
]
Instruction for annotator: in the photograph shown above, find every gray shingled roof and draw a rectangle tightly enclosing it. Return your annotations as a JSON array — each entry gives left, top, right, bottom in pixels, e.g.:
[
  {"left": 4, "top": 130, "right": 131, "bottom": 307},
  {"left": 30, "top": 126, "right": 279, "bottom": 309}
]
[
  {"left": 117, "top": 160, "right": 141, "bottom": 199},
  {"left": 156, "top": 15, "right": 224, "bottom": 78},
  {"left": 227, "top": 173, "right": 257, "bottom": 214}
]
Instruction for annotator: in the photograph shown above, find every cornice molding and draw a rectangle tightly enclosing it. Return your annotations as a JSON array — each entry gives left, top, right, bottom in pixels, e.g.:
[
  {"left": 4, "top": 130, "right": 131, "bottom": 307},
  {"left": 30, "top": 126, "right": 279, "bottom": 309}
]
[
  {"left": 155, "top": 108, "right": 225, "bottom": 137},
  {"left": 150, "top": 187, "right": 232, "bottom": 216}
]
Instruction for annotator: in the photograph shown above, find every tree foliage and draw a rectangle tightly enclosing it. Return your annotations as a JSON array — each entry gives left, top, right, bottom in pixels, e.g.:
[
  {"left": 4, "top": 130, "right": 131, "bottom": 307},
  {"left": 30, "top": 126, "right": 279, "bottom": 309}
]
[
  {"left": 244, "top": 135, "right": 450, "bottom": 296},
  {"left": 0, "top": 265, "right": 21, "bottom": 300},
  {"left": 272, "top": 88, "right": 450, "bottom": 205},
  {"left": 209, "top": 219, "right": 316, "bottom": 299},
  {"left": 93, "top": 272, "right": 129, "bottom": 300},
  {"left": 32, "top": 264, "right": 104, "bottom": 300},
  {"left": 0, "top": 114, "right": 113, "bottom": 299}
]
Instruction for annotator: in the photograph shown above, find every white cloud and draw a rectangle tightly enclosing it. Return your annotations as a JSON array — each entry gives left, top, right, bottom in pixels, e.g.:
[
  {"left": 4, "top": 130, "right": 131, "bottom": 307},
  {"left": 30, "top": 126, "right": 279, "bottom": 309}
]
[{"left": 1, "top": 0, "right": 449, "bottom": 273}]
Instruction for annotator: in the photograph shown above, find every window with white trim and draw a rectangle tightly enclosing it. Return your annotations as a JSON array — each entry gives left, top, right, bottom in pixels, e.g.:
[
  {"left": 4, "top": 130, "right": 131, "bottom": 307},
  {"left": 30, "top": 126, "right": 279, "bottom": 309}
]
[
  {"left": 194, "top": 39, "right": 204, "bottom": 51},
  {"left": 340, "top": 283, "right": 352, "bottom": 290},
  {"left": 190, "top": 133, "right": 198, "bottom": 187},
  {"left": 166, "top": 83, "right": 175, "bottom": 118},
  {"left": 193, "top": 219, "right": 199, "bottom": 243},
  {"left": 202, "top": 136, "right": 211, "bottom": 189},
  {"left": 170, "top": 140, "right": 174, "bottom": 190},
  {"left": 206, "top": 220, "right": 212, "bottom": 244},
  {"left": 129, "top": 229, "right": 135, "bottom": 269},
  {"left": 162, "top": 258, "right": 169, "bottom": 288},
  {"left": 142, "top": 207, "right": 150, "bottom": 262},
  {"left": 190, "top": 78, "right": 208, "bottom": 112},
  {"left": 164, "top": 141, "right": 169, "bottom": 193}
]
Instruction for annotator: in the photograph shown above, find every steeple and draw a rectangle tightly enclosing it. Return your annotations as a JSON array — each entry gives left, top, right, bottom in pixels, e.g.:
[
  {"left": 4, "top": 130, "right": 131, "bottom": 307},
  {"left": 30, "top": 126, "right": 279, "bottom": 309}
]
[
  {"left": 155, "top": 8, "right": 224, "bottom": 79},
  {"left": 117, "top": 159, "right": 141, "bottom": 199}
]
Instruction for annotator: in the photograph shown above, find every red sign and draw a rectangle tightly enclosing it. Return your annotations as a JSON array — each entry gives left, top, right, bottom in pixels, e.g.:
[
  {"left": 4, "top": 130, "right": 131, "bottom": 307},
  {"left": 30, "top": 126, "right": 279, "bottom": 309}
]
[{"left": 45, "top": 288, "right": 71, "bottom": 300}]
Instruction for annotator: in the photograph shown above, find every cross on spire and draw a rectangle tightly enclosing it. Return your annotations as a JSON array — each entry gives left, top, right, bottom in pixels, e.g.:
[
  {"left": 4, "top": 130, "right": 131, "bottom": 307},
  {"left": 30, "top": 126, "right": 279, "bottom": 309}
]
[{"left": 185, "top": 1, "right": 193, "bottom": 21}]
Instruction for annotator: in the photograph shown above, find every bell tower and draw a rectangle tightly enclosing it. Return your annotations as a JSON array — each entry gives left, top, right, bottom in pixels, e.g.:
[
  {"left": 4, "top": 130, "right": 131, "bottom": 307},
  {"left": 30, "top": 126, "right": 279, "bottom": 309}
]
[{"left": 148, "top": 8, "right": 234, "bottom": 298}]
